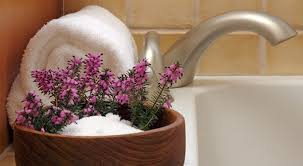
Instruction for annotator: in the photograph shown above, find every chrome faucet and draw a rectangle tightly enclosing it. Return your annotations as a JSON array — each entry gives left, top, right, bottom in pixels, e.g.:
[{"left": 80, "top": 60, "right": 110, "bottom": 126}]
[{"left": 140, "top": 11, "right": 297, "bottom": 87}]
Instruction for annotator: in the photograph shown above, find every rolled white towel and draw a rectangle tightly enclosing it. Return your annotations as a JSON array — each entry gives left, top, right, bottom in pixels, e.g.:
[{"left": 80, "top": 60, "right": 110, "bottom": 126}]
[{"left": 6, "top": 5, "right": 137, "bottom": 127}]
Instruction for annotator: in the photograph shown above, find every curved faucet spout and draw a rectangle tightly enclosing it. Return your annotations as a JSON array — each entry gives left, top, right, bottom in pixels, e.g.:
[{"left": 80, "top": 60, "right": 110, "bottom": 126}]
[{"left": 163, "top": 11, "right": 297, "bottom": 87}]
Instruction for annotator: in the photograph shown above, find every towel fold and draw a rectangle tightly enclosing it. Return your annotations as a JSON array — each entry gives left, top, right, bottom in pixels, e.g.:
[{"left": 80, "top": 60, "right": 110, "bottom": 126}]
[{"left": 7, "top": 6, "right": 137, "bottom": 126}]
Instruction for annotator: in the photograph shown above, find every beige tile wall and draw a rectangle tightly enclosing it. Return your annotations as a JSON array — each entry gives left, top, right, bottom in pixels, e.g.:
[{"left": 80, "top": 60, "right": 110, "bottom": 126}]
[
  {"left": 199, "top": 0, "right": 261, "bottom": 20},
  {"left": 64, "top": 0, "right": 303, "bottom": 75},
  {"left": 266, "top": 35, "right": 303, "bottom": 74}
]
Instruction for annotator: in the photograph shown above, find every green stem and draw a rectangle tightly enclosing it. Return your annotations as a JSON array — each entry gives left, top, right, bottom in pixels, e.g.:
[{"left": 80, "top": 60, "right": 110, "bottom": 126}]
[
  {"left": 150, "top": 82, "right": 166, "bottom": 110},
  {"left": 140, "top": 83, "right": 167, "bottom": 130},
  {"left": 53, "top": 92, "right": 59, "bottom": 107},
  {"left": 55, "top": 97, "right": 58, "bottom": 107}
]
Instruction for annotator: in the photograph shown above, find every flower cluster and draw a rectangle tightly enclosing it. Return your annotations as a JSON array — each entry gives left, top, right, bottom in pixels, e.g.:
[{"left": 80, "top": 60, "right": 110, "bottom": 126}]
[
  {"left": 50, "top": 108, "right": 79, "bottom": 126},
  {"left": 83, "top": 53, "right": 103, "bottom": 91},
  {"left": 98, "top": 69, "right": 115, "bottom": 95},
  {"left": 159, "top": 63, "right": 183, "bottom": 87},
  {"left": 16, "top": 53, "right": 183, "bottom": 133},
  {"left": 31, "top": 70, "right": 56, "bottom": 95},
  {"left": 16, "top": 92, "right": 78, "bottom": 133},
  {"left": 132, "top": 59, "right": 149, "bottom": 89},
  {"left": 16, "top": 92, "right": 42, "bottom": 129}
]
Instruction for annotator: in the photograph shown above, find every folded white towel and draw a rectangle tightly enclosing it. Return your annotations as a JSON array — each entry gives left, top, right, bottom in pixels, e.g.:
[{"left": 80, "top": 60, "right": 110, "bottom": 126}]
[{"left": 6, "top": 6, "right": 137, "bottom": 127}]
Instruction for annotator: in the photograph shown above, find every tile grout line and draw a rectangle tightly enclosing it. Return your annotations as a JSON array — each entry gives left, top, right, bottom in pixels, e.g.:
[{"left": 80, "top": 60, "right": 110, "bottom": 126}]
[
  {"left": 62, "top": 0, "right": 65, "bottom": 15},
  {"left": 0, "top": 145, "right": 14, "bottom": 161},
  {"left": 125, "top": 0, "right": 132, "bottom": 27},
  {"left": 259, "top": 0, "right": 268, "bottom": 74},
  {"left": 193, "top": 0, "right": 201, "bottom": 25},
  {"left": 131, "top": 28, "right": 269, "bottom": 35},
  {"left": 259, "top": 37, "right": 267, "bottom": 74},
  {"left": 131, "top": 28, "right": 189, "bottom": 34}
]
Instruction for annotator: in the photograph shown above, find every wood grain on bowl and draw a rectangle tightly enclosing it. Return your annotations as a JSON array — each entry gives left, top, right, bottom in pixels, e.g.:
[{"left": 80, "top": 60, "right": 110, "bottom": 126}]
[{"left": 14, "top": 109, "right": 185, "bottom": 166}]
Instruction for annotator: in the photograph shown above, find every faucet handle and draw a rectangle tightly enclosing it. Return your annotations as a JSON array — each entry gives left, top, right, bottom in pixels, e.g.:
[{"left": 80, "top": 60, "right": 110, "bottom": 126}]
[
  {"left": 139, "top": 31, "right": 163, "bottom": 80},
  {"left": 139, "top": 31, "right": 174, "bottom": 102}
]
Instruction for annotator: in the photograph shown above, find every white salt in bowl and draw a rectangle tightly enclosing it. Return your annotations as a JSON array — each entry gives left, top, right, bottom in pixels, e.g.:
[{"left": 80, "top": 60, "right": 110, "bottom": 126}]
[{"left": 59, "top": 113, "right": 142, "bottom": 136}]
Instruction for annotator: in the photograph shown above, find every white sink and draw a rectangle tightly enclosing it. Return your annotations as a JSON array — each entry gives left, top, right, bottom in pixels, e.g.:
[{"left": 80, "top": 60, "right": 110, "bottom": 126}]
[{"left": 172, "top": 76, "right": 303, "bottom": 166}]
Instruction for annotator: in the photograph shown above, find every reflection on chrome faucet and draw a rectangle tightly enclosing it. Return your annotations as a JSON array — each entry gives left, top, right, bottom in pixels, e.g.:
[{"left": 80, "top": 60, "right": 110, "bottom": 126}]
[{"left": 141, "top": 11, "right": 297, "bottom": 87}]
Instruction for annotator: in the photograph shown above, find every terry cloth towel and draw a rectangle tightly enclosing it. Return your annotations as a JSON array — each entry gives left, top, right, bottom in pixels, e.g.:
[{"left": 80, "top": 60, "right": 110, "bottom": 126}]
[{"left": 6, "top": 5, "right": 137, "bottom": 126}]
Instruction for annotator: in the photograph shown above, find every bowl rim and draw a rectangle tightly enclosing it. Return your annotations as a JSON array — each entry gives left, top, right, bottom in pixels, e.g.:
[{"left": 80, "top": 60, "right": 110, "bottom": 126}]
[{"left": 14, "top": 109, "right": 184, "bottom": 139}]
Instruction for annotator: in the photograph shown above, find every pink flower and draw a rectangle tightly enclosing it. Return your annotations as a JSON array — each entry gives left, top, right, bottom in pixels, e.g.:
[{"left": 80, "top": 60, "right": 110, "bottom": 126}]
[
  {"left": 16, "top": 91, "right": 42, "bottom": 127},
  {"left": 89, "top": 96, "right": 97, "bottom": 104},
  {"left": 45, "top": 109, "right": 52, "bottom": 116},
  {"left": 31, "top": 70, "right": 56, "bottom": 94},
  {"left": 132, "top": 59, "right": 150, "bottom": 89},
  {"left": 15, "top": 114, "right": 26, "bottom": 125},
  {"left": 25, "top": 109, "right": 32, "bottom": 114},
  {"left": 115, "top": 94, "right": 129, "bottom": 105},
  {"left": 51, "top": 116, "right": 64, "bottom": 125},
  {"left": 98, "top": 69, "right": 115, "bottom": 94},
  {"left": 67, "top": 114, "right": 79, "bottom": 124},
  {"left": 83, "top": 53, "right": 103, "bottom": 91},
  {"left": 159, "top": 63, "right": 183, "bottom": 86},
  {"left": 60, "top": 109, "right": 78, "bottom": 124},
  {"left": 67, "top": 56, "right": 82, "bottom": 71},
  {"left": 83, "top": 107, "right": 93, "bottom": 114},
  {"left": 59, "top": 77, "right": 79, "bottom": 103},
  {"left": 163, "top": 100, "right": 172, "bottom": 109},
  {"left": 112, "top": 76, "right": 135, "bottom": 96},
  {"left": 122, "top": 77, "right": 134, "bottom": 92},
  {"left": 83, "top": 105, "right": 98, "bottom": 117},
  {"left": 41, "top": 128, "right": 45, "bottom": 132},
  {"left": 59, "top": 110, "right": 67, "bottom": 118}
]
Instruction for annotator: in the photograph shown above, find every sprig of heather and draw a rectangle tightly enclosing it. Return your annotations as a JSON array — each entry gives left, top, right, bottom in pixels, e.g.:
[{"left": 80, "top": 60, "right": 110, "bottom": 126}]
[
  {"left": 83, "top": 53, "right": 103, "bottom": 92},
  {"left": 159, "top": 63, "right": 183, "bottom": 87},
  {"left": 129, "top": 59, "right": 150, "bottom": 101},
  {"left": 16, "top": 92, "right": 78, "bottom": 133},
  {"left": 154, "top": 62, "right": 183, "bottom": 109},
  {"left": 16, "top": 91, "right": 42, "bottom": 129},
  {"left": 139, "top": 63, "right": 183, "bottom": 130},
  {"left": 31, "top": 70, "right": 56, "bottom": 95},
  {"left": 67, "top": 56, "right": 82, "bottom": 72},
  {"left": 59, "top": 77, "right": 80, "bottom": 105},
  {"left": 132, "top": 59, "right": 150, "bottom": 89},
  {"left": 98, "top": 69, "right": 115, "bottom": 96},
  {"left": 111, "top": 59, "right": 150, "bottom": 105}
]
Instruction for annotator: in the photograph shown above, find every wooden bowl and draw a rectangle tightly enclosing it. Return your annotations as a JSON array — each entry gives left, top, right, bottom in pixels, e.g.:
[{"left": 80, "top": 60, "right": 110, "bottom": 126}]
[{"left": 14, "top": 109, "right": 185, "bottom": 166}]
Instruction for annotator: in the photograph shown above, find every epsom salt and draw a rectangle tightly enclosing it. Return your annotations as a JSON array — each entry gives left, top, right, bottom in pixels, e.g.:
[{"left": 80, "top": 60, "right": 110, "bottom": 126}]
[{"left": 59, "top": 113, "right": 142, "bottom": 136}]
